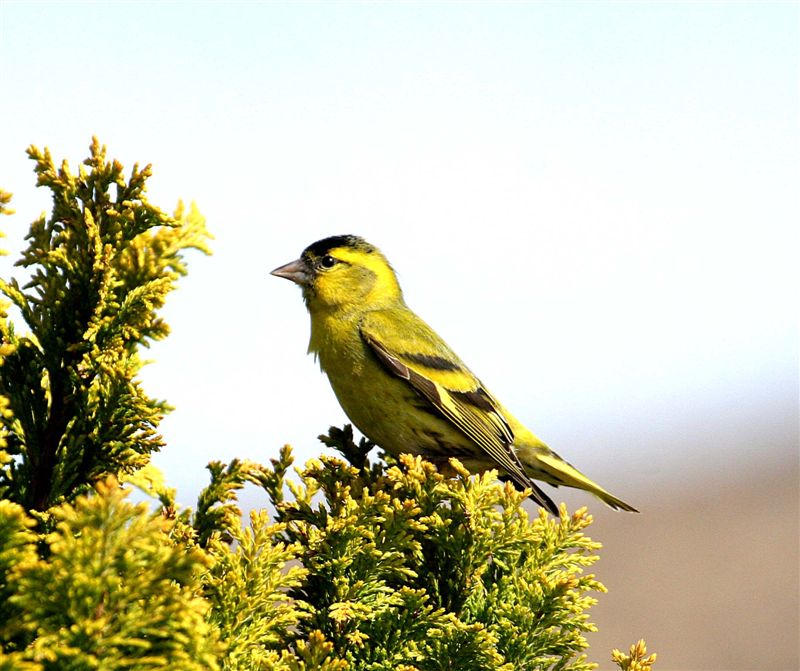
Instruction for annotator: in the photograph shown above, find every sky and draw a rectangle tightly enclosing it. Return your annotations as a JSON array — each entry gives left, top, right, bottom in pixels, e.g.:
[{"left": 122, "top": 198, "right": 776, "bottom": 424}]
[{"left": 0, "top": 1, "right": 797, "bottom": 508}]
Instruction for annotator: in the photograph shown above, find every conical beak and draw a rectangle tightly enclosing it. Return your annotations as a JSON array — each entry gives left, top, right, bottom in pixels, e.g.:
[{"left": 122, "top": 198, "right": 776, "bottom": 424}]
[{"left": 271, "top": 258, "right": 310, "bottom": 285}]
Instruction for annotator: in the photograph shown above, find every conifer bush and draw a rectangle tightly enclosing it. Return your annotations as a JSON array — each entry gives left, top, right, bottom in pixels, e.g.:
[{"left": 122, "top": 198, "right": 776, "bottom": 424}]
[{"left": 0, "top": 141, "right": 654, "bottom": 670}]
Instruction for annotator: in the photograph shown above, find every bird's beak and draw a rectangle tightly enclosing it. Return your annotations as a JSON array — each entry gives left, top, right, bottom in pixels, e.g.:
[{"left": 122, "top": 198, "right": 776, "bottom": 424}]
[{"left": 271, "top": 258, "right": 310, "bottom": 285}]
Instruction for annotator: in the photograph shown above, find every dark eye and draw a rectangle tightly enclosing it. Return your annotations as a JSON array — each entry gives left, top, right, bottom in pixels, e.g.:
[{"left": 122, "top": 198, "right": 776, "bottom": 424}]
[{"left": 319, "top": 255, "right": 337, "bottom": 269}]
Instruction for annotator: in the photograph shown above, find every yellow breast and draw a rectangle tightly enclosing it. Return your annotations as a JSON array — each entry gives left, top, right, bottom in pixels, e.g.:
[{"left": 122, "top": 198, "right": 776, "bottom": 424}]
[{"left": 308, "top": 310, "right": 470, "bottom": 458}]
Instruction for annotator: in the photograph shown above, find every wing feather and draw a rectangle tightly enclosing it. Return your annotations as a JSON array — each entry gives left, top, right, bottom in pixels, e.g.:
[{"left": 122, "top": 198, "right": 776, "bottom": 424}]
[{"left": 360, "top": 318, "right": 556, "bottom": 512}]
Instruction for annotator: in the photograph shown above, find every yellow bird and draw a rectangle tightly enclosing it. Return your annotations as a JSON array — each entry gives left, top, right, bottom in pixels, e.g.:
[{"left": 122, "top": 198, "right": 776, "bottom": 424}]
[{"left": 272, "top": 235, "right": 637, "bottom": 514}]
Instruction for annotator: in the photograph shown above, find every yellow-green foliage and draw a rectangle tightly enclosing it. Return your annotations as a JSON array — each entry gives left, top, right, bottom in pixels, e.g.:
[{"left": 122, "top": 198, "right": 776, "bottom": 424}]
[
  {"left": 612, "top": 640, "right": 657, "bottom": 671},
  {"left": 0, "top": 139, "right": 210, "bottom": 511},
  {"left": 255, "top": 429, "right": 607, "bottom": 671},
  {"left": 0, "top": 190, "right": 12, "bottom": 222},
  {"left": 0, "top": 650, "right": 41, "bottom": 671},
  {"left": 0, "top": 142, "right": 653, "bottom": 671},
  {"left": 0, "top": 190, "right": 14, "bottom": 463},
  {"left": 5, "top": 479, "right": 219, "bottom": 670},
  {"left": 0, "top": 500, "right": 36, "bottom": 638}
]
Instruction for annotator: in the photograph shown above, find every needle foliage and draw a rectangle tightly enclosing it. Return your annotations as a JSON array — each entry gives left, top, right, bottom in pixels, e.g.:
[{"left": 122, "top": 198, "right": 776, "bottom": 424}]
[{"left": 0, "top": 142, "right": 653, "bottom": 670}]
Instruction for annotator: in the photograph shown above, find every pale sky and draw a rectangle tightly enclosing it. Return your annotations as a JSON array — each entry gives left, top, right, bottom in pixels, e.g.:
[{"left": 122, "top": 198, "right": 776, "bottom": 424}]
[{"left": 1, "top": 2, "right": 797, "bottom": 507}]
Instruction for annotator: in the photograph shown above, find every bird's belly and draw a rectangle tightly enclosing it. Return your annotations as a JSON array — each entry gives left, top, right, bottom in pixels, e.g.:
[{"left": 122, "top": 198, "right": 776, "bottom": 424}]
[{"left": 325, "top": 359, "right": 474, "bottom": 461}]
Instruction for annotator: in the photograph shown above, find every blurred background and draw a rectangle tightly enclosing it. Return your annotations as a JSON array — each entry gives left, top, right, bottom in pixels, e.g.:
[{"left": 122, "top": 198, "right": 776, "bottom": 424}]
[{"left": 1, "top": 3, "right": 797, "bottom": 669}]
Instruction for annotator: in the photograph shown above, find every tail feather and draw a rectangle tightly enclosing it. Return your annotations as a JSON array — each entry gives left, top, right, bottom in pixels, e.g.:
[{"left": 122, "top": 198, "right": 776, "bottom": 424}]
[
  {"left": 528, "top": 481, "right": 559, "bottom": 515},
  {"left": 520, "top": 449, "right": 639, "bottom": 513}
]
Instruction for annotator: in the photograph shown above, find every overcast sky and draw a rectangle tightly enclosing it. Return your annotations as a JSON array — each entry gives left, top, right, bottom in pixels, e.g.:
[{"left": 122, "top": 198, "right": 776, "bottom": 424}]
[{"left": 1, "top": 2, "right": 796, "bottom": 507}]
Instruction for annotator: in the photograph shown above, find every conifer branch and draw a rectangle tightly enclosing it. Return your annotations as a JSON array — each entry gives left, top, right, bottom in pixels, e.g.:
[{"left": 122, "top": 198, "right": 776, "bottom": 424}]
[{"left": 0, "top": 139, "right": 210, "bottom": 511}]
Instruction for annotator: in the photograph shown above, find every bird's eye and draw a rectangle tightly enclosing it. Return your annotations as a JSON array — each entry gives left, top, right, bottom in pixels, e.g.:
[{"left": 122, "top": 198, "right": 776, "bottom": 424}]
[{"left": 319, "top": 255, "right": 337, "bottom": 269}]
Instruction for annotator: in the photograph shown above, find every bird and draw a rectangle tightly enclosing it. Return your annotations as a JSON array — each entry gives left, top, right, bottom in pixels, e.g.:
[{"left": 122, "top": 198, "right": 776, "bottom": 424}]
[{"left": 271, "top": 235, "right": 637, "bottom": 514}]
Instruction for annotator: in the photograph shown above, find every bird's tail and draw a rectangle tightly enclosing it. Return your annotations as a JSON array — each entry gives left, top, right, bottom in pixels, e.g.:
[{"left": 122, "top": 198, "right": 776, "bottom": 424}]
[{"left": 517, "top": 443, "right": 638, "bottom": 513}]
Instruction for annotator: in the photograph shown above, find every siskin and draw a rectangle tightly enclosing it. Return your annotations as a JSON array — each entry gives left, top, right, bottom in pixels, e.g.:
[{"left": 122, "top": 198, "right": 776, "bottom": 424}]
[{"left": 272, "top": 235, "right": 637, "bottom": 514}]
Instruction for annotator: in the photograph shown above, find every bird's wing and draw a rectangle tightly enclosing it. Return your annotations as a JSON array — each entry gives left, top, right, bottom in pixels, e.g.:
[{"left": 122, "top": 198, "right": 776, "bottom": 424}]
[{"left": 360, "top": 310, "right": 556, "bottom": 512}]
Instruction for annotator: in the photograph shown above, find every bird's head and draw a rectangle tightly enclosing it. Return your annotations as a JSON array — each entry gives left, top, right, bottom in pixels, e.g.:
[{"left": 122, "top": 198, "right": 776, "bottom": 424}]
[{"left": 271, "top": 235, "right": 403, "bottom": 313}]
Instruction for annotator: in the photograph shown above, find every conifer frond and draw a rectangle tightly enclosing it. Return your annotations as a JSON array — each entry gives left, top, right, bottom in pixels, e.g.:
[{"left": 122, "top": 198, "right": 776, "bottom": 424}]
[
  {"left": 194, "top": 459, "right": 270, "bottom": 547},
  {"left": 0, "top": 500, "right": 37, "bottom": 643},
  {"left": 204, "top": 511, "right": 309, "bottom": 669},
  {"left": 7, "top": 477, "right": 220, "bottom": 669},
  {"left": 252, "top": 429, "right": 615, "bottom": 670},
  {"left": 0, "top": 650, "right": 41, "bottom": 671},
  {"left": 0, "top": 139, "right": 210, "bottom": 510},
  {"left": 612, "top": 640, "right": 657, "bottom": 671},
  {"left": 0, "top": 190, "right": 13, "bottom": 219}
]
